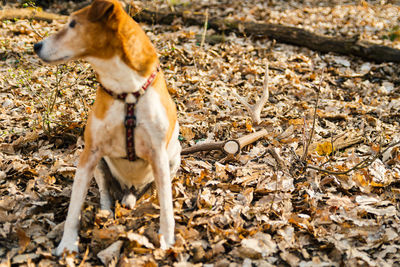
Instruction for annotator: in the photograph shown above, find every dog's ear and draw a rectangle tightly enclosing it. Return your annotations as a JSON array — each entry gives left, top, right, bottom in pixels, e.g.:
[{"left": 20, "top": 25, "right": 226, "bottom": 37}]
[{"left": 88, "top": 0, "right": 115, "bottom": 22}]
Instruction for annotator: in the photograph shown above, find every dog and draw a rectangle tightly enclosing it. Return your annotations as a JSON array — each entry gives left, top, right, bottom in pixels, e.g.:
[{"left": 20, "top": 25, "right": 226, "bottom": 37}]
[{"left": 34, "top": 0, "right": 181, "bottom": 255}]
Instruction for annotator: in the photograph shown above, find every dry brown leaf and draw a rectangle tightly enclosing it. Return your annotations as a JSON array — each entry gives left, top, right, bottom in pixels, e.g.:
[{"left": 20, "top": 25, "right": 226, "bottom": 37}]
[{"left": 16, "top": 228, "right": 30, "bottom": 254}]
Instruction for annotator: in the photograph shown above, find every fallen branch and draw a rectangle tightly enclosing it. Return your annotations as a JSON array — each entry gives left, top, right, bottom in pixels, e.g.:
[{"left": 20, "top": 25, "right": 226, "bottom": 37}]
[
  {"left": 181, "top": 129, "right": 268, "bottom": 155},
  {"left": 0, "top": 8, "right": 66, "bottom": 22},
  {"left": 232, "top": 62, "right": 270, "bottom": 125},
  {"left": 297, "top": 131, "right": 364, "bottom": 156},
  {"left": 133, "top": 9, "right": 400, "bottom": 63},
  {"left": 306, "top": 140, "right": 400, "bottom": 175},
  {"left": 7, "top": 7, "right": 400, "bottom": 62}
]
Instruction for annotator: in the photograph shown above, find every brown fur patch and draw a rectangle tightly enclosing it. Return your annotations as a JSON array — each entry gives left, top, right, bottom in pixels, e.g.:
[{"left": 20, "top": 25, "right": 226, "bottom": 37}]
[
  {"left": 92, "top": 85, "right": 115, "bottom": 120},
  {"left": 79, "top": 115, "right": 93, "bottom": 166},
  {"left": 66, "top": 6, "right": 122, "bottom": 60},
  {"left": 152, "top": 71, "right": 177, "bottom": 146},
  {"left": 63, "top": 0, "right": 157, "bottom": 77},
  {"left": 88, "top": 0, "right": 114, "bottom": 22}
]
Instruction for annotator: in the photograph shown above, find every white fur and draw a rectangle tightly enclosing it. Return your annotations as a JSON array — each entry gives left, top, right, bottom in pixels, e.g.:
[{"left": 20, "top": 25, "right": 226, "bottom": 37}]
[
  {"left": 56, "top": 155, "right": 101, "bottom": 255},
  {"left": 87, "top": 56, "right": 147, "bottom": 95},
  {"left": 94, "top": 166, "right": 113, "bottom": 212}
]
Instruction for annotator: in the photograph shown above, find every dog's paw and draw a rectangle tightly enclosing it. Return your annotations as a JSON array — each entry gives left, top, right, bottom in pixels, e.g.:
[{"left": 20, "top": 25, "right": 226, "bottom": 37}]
[
  {"left": 159, "top": 234, "right": 175, "bottom": 250},
  {"left": 97, "top": 208, "right": 114, "bottom": 219},
  {"left": 55, "top": 240, "right": 79, "bottom": 256},
  {"left": 99, "top": 200, "right": 113, "bottom": 214},
  {"left": 121, "top": 192, "right": 136, "bottom": 209}
]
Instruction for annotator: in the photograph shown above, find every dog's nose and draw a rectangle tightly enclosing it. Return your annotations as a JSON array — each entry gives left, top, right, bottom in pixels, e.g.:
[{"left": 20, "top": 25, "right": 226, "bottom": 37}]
[{"left": 34, "top": 42, "right": 43, "bottom": 54}]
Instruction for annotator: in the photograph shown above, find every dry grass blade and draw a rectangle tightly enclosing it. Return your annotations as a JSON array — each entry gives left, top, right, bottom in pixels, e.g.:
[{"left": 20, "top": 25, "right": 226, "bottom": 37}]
[{"left": 199, "top": 9, "right": 209, "bottom": 50}]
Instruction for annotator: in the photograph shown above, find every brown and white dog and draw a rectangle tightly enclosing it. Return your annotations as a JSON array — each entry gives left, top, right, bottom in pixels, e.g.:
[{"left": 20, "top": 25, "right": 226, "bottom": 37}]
[{"left": 34, "top": 0, "right": 181, "bottom": 255}]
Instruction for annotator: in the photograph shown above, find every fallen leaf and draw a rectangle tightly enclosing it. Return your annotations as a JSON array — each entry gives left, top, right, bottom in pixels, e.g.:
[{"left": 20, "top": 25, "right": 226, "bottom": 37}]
[{"left": 97, "top": 240, "right": 123, "bottom": 266}]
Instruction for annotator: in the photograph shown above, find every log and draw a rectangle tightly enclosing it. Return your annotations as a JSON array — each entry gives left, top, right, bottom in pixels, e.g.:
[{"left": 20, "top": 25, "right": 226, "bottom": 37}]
[
  {"left": 134, "top": 9, "right": 400, "bottom": 63},
  {"left": 181, "top": 129, "right": 268, "bottom": 155},
  {"left": 5, "top": 7, "right": 400, "bottom": 62},
  {"left": 0, "top": 8, "right": 66, "bottom": 22}
]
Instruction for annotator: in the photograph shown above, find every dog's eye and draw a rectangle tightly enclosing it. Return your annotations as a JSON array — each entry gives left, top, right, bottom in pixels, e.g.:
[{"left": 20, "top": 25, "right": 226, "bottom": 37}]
[{"left": 69, "top": 20, "right": 76, "bottom": 28}]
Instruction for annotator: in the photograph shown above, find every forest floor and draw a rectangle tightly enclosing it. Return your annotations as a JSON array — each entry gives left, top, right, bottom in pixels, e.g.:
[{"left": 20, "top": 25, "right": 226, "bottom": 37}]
[{"left": 0, "top": 0, "right": 400, "bottom": 266}]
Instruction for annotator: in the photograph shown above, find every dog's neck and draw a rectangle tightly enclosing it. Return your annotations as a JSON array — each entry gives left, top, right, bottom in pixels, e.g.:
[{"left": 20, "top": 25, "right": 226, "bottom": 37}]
[{"left": 87, "top": 55, "right": 148, "bottom": 95}]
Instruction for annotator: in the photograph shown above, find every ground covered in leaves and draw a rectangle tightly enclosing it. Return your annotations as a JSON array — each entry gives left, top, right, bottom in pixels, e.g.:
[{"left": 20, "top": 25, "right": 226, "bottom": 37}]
[{"left": 1, "top": 0, "right": 400, "bottom": 266}]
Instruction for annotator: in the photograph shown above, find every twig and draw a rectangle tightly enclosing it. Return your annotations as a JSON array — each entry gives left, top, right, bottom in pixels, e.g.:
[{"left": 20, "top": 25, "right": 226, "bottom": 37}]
[
  {"left": 301, "top": 115, "right": 307, "bottom": 158},
  {"left": 306, "top": 140, "right": 400, "bottom": 175},
  {"left": 296, "top": 132, "right": 364, "bottom": 156},
  {"left": 29, "top": 19, "right": 43, "bottom": 38},
  {"left": 181, "top": 141, "right": 225, "bottom": 155},
  {"left": 78, "top": 246, "right": 90, "bottom": 267},
  {"left": 267, "top": 147, "right": 284, "bottom": 210},
  {"left": 267, "top": 147, "right": 283, "bottom": 170},
  {"left": 301, "top": 76, "right": 322, "bottom": 161},
  {"left": 232, "top": 62, "right": 270, "bottom": 124},
  {"left": 319, "top": 131, "right": 336, "bottom": 167},
  {"left": 44, "top": 65, "right": 64, "bottom": 134}
]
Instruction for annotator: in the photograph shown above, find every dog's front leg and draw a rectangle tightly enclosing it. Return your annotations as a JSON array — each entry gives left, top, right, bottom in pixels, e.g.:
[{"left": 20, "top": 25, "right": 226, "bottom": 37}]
[
  {"left": 55, "top": 148, "right": 101, "bottom": 256},
  {"left": 149, "top": 147, "right": 175, "bottom": 248}
]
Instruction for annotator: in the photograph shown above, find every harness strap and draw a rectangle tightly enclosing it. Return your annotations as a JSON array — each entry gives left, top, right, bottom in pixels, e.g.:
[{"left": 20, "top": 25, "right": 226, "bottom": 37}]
[{"left": 101, "top": 65, "right": 160, "bottom": 161}]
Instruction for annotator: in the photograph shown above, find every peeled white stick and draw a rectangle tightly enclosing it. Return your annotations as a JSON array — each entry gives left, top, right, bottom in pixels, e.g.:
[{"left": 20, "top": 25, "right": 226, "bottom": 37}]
[{"left": 223, "top": 129, "right": 268, "bottom": 155}]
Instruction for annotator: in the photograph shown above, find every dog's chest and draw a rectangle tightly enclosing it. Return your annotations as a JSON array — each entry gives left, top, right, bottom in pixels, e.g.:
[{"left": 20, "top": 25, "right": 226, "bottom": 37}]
[
  {"left": 90, "top": 88, "right": 169, "bottom": 158},
  {"left": 91, "top": 100, "right": 127, "bottom": 158},
  {"left": 88, "top": 88, "right": 170, "bottom": 188}
]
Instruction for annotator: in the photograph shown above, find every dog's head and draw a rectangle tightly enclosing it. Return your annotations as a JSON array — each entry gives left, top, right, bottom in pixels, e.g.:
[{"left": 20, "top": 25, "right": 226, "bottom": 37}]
[{"left": 34, "top": 0, "right": 127, "bottom": 63}]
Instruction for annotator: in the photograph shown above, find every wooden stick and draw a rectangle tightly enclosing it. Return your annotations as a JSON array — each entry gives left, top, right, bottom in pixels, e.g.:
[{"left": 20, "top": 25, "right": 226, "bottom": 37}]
[
  {"left": 181, "top": 129, "right": 268, "bottom": 155},
  {"left": 181, "top": 141, "right": 225, "bottom": 155}
]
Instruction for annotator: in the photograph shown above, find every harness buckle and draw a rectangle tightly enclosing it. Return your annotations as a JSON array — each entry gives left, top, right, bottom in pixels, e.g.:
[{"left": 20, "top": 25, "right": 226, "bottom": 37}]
[{"left": 125, "top": 116, "right": 136, "bottom": 127}]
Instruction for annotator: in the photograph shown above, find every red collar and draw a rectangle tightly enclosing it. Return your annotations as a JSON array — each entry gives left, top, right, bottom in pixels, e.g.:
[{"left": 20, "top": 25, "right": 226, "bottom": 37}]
[
  {"left": 101, "top": 65, "right": 160, "bottom": 102},
  {"left": 100, "top": 65, "right": 160, "bottom": 161}
]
